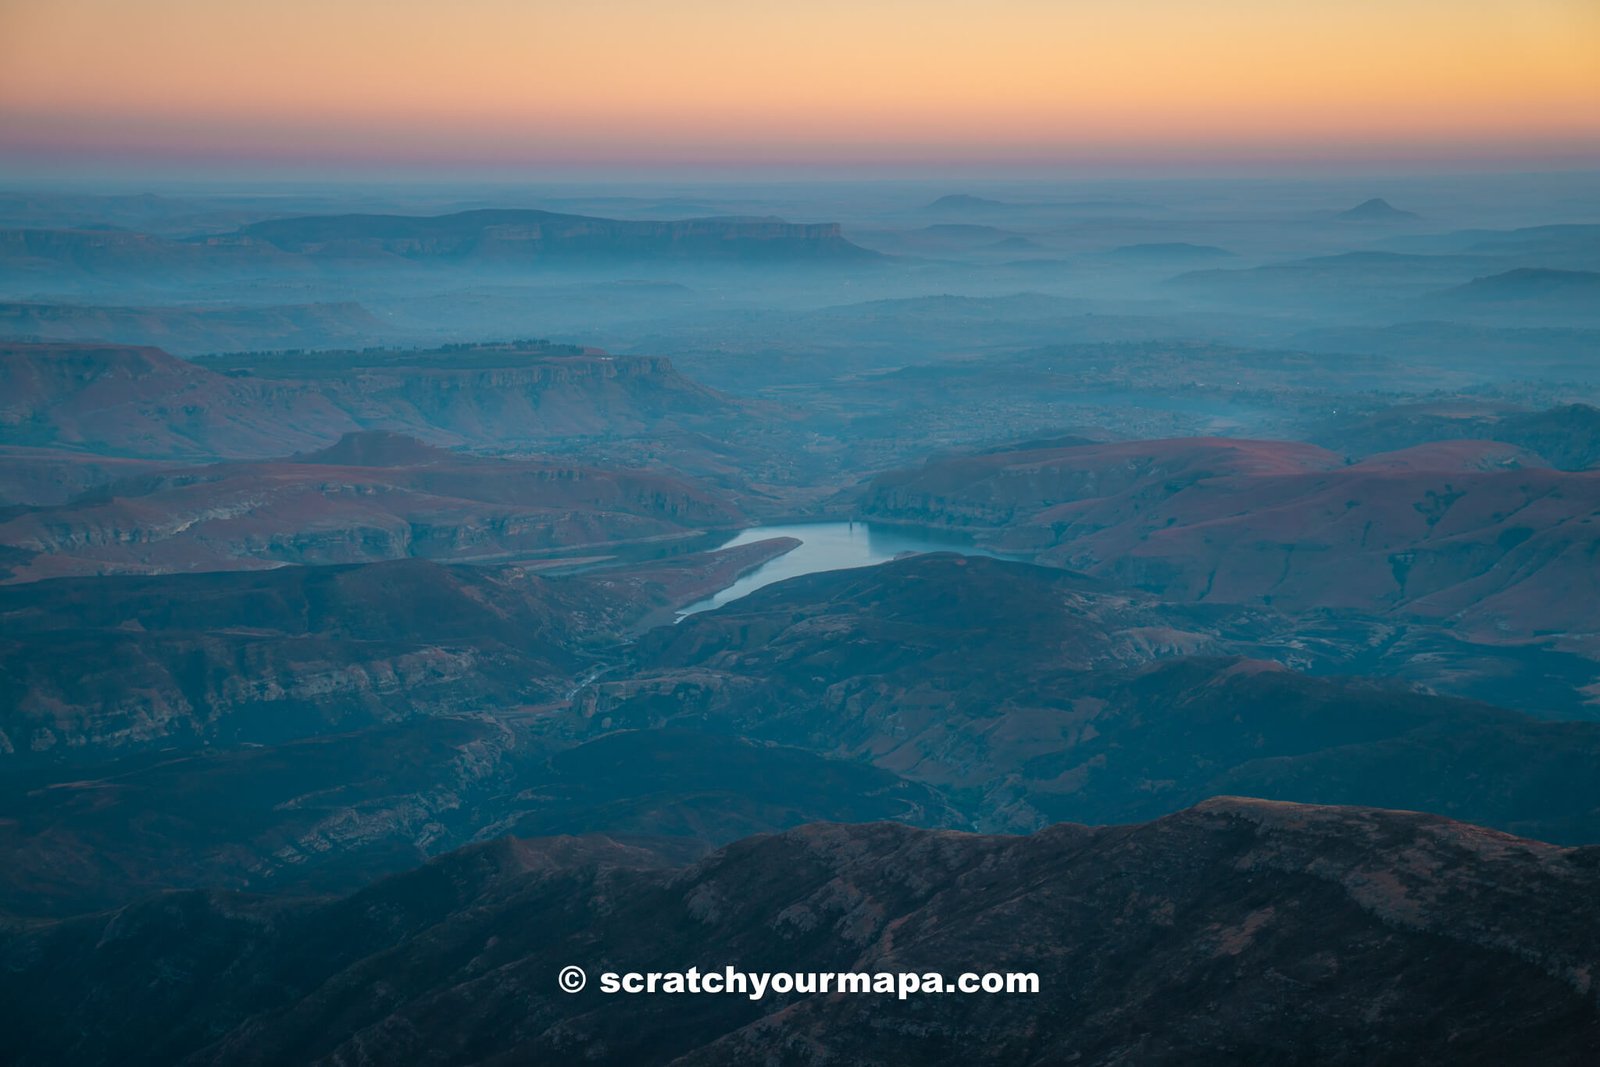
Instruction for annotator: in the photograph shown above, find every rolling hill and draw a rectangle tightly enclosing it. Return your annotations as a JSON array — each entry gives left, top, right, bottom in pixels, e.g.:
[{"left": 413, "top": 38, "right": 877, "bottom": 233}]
[{"left": 861, "top": 436, "right": 1600, "bottom": 639}]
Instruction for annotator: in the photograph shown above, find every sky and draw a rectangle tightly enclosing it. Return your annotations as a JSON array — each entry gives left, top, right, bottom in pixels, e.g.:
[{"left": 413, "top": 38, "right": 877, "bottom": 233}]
[{"left": 1, "top": 0, "right": 1597, "bottom": 174}]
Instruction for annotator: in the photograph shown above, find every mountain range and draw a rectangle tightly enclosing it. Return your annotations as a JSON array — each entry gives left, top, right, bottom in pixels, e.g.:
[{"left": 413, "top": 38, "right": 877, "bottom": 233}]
[
  {"left": 4, "top": 799, "right": 1595, "bottom": 1066},
  {"left": 237, "top": 209, "right": 880, "bottom": 262},
  {"left": 2, "top": 176, "right": 1598, "bottom": 1064},
  {"left": 579, "top": 553, "right": 1600, "bottom": 841},
  {"left": 0, "top": 209, "right": 879, "bottom": 285},
  {"left": 0, "top": 430, "right": 743, "bottom": 582},
  {"left": 0, "top": 340, "right": 746, "bottom": 461}
]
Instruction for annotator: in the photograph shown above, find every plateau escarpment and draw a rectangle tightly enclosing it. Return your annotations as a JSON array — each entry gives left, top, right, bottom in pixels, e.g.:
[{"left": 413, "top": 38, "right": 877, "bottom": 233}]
[
  {"left": 0, "top": 209, "right": 879, "bottom": 286},
  {"left": 0, "top": 341, "right": 751, "bottom": 462},
  {"left": 0, "top": 430, "right": 744, "bottom": 582},
  {"left": 5, "top": 178, "right": 1598, "bottom": 1067}
]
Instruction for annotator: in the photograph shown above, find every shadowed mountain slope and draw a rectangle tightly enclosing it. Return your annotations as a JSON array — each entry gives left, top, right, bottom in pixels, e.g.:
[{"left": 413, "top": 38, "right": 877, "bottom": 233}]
[
  {"left": 580, "top": 554, "right": 1600, "bottom": 841},
  {"left": 0, "top": 559, "right": 597, "bottom": 758},
  {"left": 1308, "top": 403, "right": 1600, "bottom": 472},
  {"left": 3, "top": 800, "right": 1596, "bottom": 1066}
]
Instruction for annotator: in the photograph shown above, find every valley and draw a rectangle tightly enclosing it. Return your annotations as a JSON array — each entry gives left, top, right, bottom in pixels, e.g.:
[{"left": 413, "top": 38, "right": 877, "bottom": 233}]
[{"left": 1, "top": 173, "right": 1597, "bottom": 1063}]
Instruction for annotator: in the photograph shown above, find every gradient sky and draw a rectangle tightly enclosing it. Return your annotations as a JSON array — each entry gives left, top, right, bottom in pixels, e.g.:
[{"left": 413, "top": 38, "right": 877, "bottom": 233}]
[{"left": 2, "top": 0, "right": 1597, "bottom": 170}]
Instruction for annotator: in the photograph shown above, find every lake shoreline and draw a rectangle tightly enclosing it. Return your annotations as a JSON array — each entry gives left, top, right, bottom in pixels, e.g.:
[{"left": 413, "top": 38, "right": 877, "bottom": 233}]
[{"left": 678, "top": 520, "right": 1026, "bottom": 616}]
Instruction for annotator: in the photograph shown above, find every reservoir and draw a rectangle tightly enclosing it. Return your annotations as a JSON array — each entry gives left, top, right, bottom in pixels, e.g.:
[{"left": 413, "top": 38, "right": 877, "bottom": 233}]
[{"left": 680, "top": 521, "right": 1013, "bottom": 616}]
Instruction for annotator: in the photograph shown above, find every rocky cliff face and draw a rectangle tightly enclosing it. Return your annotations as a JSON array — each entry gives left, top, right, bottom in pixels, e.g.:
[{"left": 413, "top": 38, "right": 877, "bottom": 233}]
[{"left": 4, "top": 800, "right": 1595, "bottom": 1066}]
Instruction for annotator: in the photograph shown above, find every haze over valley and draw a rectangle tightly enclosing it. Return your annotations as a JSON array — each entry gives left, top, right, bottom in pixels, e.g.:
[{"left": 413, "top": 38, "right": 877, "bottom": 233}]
[
  {"left": 3, "top": 0, "right": 1600, "bottom": 1059},
  {"left": 2, "top": 170, "right": 1598, "bottom": 1060}
]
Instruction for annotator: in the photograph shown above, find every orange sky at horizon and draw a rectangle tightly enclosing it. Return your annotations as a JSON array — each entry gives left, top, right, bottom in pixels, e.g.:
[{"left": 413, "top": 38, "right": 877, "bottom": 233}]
[{"left": 1, "top": 0, "right": 1597, "bottom": 167}]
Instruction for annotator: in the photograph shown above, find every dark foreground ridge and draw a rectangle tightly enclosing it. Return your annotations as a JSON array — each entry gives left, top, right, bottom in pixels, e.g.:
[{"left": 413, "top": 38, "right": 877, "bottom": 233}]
[{"left": 3, "top": 798, "right": 1597, "bottom": 1066}]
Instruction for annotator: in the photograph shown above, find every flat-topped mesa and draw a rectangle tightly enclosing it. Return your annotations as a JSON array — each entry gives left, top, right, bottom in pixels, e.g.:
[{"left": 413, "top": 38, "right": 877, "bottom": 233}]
[
  {"left": 234, "top": 209, "right": 878, "bottom": 261},
  {"left": 0, "top": 341, "right": 744, "bottom": 460}
]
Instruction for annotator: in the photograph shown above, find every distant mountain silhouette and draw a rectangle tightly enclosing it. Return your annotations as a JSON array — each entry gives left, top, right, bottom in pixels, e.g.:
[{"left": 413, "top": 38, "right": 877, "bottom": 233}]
[
  {"left": 1105, "top": 242, "right": 1234, "bottom": 261},
  {"left": 1338, "top": 197, "right": 1420, "bottom": 221},
  {"left": 1439, "top": 267, "right": 1600, "bottom": 304},
  {"left": 0, "top": 210, "right": 880, "bottom": 276},
  {"left": 0, "top": 300, "right": 390, "bottom": 355},
  {"left": 0, "top": 340, "right": 742, "bottom": 460},
  {"left": 237, "top": 208, "right": 879, "bottom": 261},
  {"left": 990, "top": 234, "right": 1044, "bottom": 250},
  {"left": 925, "top": 193, "right": 1008, "bottom": 210},
  {"left": 918, "top": 223, "right": 1012, "bottom": 239}
]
